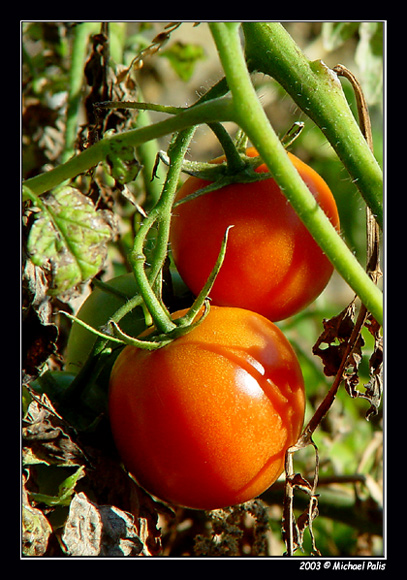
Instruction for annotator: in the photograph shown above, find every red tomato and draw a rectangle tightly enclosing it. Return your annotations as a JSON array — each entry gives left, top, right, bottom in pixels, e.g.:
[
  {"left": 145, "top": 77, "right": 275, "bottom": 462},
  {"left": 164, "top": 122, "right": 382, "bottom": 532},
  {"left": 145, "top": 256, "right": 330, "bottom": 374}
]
[
  {"left": 109, "top": 306, "right": 305, "bottom": 510},
  {"left": 170, "top": 148, "right": 340, "bottom": 322}
]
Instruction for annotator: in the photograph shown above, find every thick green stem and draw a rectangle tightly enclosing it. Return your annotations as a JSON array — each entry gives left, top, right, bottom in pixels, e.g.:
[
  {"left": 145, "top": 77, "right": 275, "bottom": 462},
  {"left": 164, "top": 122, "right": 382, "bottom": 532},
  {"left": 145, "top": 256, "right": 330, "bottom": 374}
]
[
  {"left": 130, "top": 231, "right": 174, "bottom": 334},
  {"left": 242, "top": 22, "right": 383, "bottom": 230},
  {"left": 23, "top": 96, "right": 235, "bottom": 198},
  {"left": 62, "top": 23, "right": 99, "bottom": 163},
  {"left": 210, "top": 23, "right": 383, "bottom": 326},
  {"left": 129, "top": 128, "right": 196, "bottom": 334}
]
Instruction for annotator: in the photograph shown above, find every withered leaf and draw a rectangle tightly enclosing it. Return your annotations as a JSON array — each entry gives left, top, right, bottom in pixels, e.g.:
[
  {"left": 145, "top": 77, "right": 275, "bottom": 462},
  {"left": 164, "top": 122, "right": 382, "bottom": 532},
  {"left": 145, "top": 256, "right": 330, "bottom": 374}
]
[
  {"left": 313, "top": 300, "right": 364, "bottom": 378},
  {"left": 295, "top": 496, "right": 320, "bottom": 555},
  {"left": 61, "top": 492, "right": 147, "bottom": 557},
  {"left": 362, "top": 371, "right": 383, "bottom": 420},
  {"left": 81, "top": 447, "right": 164, "bottom": 556},
  {"left": 316, "top": 300, "right": 357, "bottom": 344},
  {"left": 314, "top": 302, "right": 383, "bottom": 419},
  {"left": 354, "top": 313, "right": 383, "bottom": 419},
  {"left": 27, "top": 186, "right": 113, "bottom": 296},
  {"left": 22, "top": 258, "right": 58, "bottom": 379},
  {"left": 22, "top": 390, "right": 88, "bottom": 467},
  {"left": 290, "top": 473, "right": 314, "bottom": 494}
]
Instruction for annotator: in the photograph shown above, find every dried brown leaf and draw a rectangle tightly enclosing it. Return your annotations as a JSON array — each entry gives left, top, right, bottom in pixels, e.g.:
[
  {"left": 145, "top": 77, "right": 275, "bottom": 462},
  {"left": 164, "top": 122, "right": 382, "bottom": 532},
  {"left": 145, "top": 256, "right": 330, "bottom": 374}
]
[
  {"left": 82, "top": 447, "right": 164, "bottom": 556},
  {"left": 194, "top": 500, "right": 270, "bottom": 557},
  {"left": 313, "top": 300, "right": 366, "bottom": 384},
  {"left": 61, "top": 492, "right": 148, "bottom": 557},
  {"left": 22, "top": 390, "right": 88, "bottom": 467},
  {"left": 295, "top": 496, "right": 320, "bottom": 555},
  {"left": 290, "top": 473, "right": 314, "bottom": 494},
  {"left": 328, "top": 307, "right": 383, "bottom": 419},
  {"left": 22, "top": 257, "right": 58, "bottom": 379}
]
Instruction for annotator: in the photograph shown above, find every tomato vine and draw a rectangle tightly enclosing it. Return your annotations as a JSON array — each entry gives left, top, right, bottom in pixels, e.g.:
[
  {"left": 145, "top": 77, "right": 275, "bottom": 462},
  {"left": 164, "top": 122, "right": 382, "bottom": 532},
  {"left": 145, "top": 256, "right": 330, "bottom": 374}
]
[
  {"left": 24, "top": 23, "right": 383, "bottom": 326},
  {"left": 22, "top": 22, "right": 384, "bottom": 558}
]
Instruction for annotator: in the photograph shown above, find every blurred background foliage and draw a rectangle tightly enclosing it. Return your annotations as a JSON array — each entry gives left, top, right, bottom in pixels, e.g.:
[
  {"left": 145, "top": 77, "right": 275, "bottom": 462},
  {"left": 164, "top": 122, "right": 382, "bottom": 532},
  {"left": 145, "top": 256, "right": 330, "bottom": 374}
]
[{"left": 22, "top": 22, "right": 383, "bottom": 557}]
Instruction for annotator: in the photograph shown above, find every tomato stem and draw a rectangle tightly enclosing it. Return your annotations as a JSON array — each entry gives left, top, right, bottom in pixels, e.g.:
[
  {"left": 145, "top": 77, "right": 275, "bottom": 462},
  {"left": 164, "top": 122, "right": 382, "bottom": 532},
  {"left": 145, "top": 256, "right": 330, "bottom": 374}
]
[
  {"left": 127, "top": 129, "right": 235, "bottom": 340},
  {"left": 59, "top": 311, "right": 125, "bottom": 345},
  {"left": 242, "top": 22, "right": 383, "bottom": 230},
  {"left": 23, "top": 96, "right": 235, "bottom": 198},
  {"left": 176, "top": 225, "right": 234, "bottom": 329},
  {"left": 109, "top": 320, "right": 170, "bottom": 350},
  {"left": 62, "top": 23, "right": 100, "bottom": 163},
  {"left": 209, "top": 23, "right": 383, "bottom": 326},
  {"left": 207, "top": 122, "right": 247, "bottom": 174},
  {"left": 128, "top": 132, "right": 193, "bottom": 335},
  {"left": 24, "top": 23, "right": 383, "bottom": 328}
]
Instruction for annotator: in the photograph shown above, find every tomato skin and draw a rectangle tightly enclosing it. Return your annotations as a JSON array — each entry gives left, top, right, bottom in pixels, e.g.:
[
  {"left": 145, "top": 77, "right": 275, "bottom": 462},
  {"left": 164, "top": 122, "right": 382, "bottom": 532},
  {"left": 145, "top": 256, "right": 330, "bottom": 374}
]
[
  {"left": 109, "top": 306, "right": 305, "bottom": 510},
  {"left": 170, "top": 148, "right": 340, "bottom": 322},
  {"left": 65, "top": 273, "right": 145, "bottom": 373}
]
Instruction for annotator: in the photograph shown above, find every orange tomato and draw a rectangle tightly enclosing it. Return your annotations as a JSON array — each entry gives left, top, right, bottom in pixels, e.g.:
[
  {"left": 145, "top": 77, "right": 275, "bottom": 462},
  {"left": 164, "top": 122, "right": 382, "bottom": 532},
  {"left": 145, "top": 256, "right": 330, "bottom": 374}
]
[
  {"left": 109, "top": 306, "right": 305, "bottom": 510},
  {"left": 170, "top": 148, "right": 340, "bottom": 321}
]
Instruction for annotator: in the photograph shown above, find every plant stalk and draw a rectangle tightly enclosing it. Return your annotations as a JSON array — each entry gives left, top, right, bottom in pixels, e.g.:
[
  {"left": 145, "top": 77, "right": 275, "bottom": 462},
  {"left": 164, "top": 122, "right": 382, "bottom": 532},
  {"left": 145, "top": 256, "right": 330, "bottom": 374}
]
[
  {"left": 23, "top": 96, "right": 235, "bottom": 198},
  {"left": 242, "top": 22, "right": 383, "bottom": 230},
  {"left": 128, "top": 128, "right": 196, "bottom": 334},
  {"left": 62, "top": 23, "right": 99, "bottom": 163},
  {"left": 209, "top": 23, "right": 383, "bottom": 326}
]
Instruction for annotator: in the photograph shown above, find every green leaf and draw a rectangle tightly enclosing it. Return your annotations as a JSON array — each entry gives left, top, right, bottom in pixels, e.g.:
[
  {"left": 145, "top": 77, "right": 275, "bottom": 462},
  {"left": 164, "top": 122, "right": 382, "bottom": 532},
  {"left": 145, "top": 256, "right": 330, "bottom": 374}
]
[
  {"left": 160, "top": 41, "right": 205, "bottom": 81},
  {"left": 355, "top": 22, "right": 383, "bottom": 106},
  {"left": 321, "top": 22, "right": 359, "bottom": 51},
  {"left": 29, "top": 465, "right": 86, "bottom": 507},
  {"left": 106, "top": 138, "right": 142, "bottom": 184},
  {"left": 27, "top": 186, "right": 113, "bottom": 295},
  {"left": 22, "top": 385, "right": 33, "bottom": 418}
]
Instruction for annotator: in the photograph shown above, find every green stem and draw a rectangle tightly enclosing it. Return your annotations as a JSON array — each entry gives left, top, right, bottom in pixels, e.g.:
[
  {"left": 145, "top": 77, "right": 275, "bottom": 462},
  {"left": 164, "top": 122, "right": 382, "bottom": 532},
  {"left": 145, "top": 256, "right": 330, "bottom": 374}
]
[
  {"left": 262, "top": 485, "right": 382, "bottom": 537},
  {"left": 129, "top": 236, "right": 173, "bottom": 333},
  {"left": 23, "top": 96, "right": 235, "bottom": 198},
  {"left": 177, "top": 225, "right": 234, "bottom": 328},
  {"left": 62, "top": 23, "right": 98, "bottom": 163},
  {"left": 96, "top": 100, "right": 184, "bottom": 115},
  {"left": 209, "top": 23, "right": 383, "bottom": 326},
  {"left": 242, "top": 22, "right": 383, "bottom": 230},
  {"left": 133, "top": 92, "right": 169, "bottom": 209},
  {"left": 84, "top": 130, "right": 198, "bottom": 358},
  {"left": 207, "top": 123, "right": 246, "bottom": 173},
  {"left": 128, "top": 128, "right": 196, "bottom": 334},
  {"left": 60, "top": 311, "right": 125, "bottom": 345}
]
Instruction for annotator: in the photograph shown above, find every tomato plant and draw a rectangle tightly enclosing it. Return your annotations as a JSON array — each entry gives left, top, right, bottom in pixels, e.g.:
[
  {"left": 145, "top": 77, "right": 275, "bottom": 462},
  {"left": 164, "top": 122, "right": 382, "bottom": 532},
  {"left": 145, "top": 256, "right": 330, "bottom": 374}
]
[
  {"left": 109, "top": 306, "right": 305, "bottom": 510},
  {"left": 30, "top": 370, "right": 77, "bottom": 396},
  {"left": 65, "top": 273, "right": 145, "bottom": 373},
  {"left": 22, "top": 22, "right": 383, "bottom": 557},
  {"left": 170, "top": 148, "right": 340, "bottom": 321}
]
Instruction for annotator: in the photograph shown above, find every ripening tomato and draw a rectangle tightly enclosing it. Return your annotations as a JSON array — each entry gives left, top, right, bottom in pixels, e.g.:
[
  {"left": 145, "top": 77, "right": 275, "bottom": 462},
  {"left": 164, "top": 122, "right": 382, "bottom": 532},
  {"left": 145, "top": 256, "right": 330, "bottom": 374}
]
[
  {"left": 170, "top": 148, "right": 340, "bottom": 322},
  {"left": 65, "top": 273, "right": 145, "bottom": 373},
  {"left": 109, "top": 306, "right": 305, "bottom": 510}
]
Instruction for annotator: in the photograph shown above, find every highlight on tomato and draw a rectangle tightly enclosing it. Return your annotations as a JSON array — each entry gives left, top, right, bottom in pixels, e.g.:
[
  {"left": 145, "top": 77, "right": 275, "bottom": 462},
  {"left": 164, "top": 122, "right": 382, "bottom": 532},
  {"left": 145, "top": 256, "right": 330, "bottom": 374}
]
[
  {"left": 170, "top": 148, "right": 340, "bottom": 322},
  {"left": 108, "top": 305, "right": 305, "bottom": 510}
]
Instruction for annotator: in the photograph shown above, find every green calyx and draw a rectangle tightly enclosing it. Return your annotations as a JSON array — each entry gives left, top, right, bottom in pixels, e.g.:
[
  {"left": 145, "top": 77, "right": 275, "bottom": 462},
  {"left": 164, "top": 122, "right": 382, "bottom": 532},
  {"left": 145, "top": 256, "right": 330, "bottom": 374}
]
[
  {"left": 173, "top": 154, "right": 272, "bottom": 207},
  {"left": 171, "top": 121, "right": 305, "bottom": 207}
]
